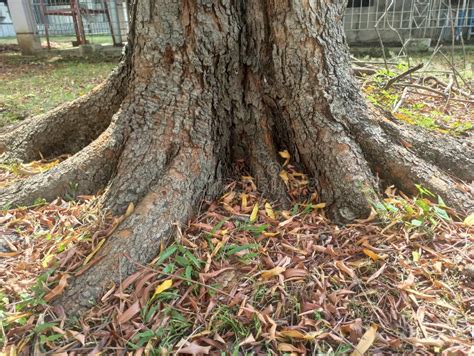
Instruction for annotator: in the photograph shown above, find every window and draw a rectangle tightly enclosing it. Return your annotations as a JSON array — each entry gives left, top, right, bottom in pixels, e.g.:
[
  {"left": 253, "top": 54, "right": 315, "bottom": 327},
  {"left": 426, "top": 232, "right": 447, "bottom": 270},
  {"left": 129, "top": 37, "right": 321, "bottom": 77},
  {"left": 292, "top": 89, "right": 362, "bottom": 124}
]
[{"left": 347, "top": 0, "right": 372, "bottom": 7}]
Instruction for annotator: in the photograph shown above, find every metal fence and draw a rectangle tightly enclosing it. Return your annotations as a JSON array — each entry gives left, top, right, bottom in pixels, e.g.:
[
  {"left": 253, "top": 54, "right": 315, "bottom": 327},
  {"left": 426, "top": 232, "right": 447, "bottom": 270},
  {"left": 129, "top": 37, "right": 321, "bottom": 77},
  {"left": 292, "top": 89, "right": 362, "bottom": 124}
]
[
  {"left": 31, "top": 0, "right": 129, "bottom": 48},
  {"left": 344, "top": 0, "right": 474, "bottom": 44}
]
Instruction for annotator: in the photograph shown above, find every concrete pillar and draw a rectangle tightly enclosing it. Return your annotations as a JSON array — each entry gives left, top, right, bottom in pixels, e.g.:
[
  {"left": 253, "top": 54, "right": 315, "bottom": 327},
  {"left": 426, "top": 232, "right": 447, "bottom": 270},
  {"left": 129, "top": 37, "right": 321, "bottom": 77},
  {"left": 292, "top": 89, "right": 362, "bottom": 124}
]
[{"left": 9, "top": 0, "right": 42, "bottom": 55}]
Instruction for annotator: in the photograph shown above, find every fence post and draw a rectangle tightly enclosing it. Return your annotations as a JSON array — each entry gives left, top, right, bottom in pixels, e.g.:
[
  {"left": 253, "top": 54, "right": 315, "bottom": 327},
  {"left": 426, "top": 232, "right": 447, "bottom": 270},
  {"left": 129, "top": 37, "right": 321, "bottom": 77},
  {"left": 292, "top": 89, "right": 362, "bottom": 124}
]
[{"left": 9, "top": 0, "right": 42, "bottom": 55}]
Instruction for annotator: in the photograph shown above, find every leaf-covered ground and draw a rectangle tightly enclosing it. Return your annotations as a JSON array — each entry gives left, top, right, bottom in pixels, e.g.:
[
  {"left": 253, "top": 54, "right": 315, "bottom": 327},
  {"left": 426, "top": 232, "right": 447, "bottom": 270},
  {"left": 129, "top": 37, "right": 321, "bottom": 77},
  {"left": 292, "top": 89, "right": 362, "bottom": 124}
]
[
  {"left": 0, "top": 158, "right": 473, "bottom": 355},
  {"left": 1, "top": 49, "right": 473, "bottom": 355},
  {"left": 354, "top": 51, "right": 473, "bottom": 137}
]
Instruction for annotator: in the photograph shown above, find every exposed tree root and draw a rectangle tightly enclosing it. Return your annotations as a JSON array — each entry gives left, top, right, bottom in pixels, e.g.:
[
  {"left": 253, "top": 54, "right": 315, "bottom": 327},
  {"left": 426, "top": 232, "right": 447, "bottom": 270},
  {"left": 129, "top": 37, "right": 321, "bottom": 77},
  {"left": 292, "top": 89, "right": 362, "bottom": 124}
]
[
  {"left": 348, "top": 106, "right": 473, "bottom": 213},
  {"left": 0, "top": 112, "right": 126, "bottom": 208},
  {"left": 0, "top": 62, "right": 129, "bottom": 162},
  {"left": 377, "top": 113, "right": 474, "bottom": 182},
  {"left": 55, "top": 149, "right": 222, "bottom": 315},
  {"left": 290, "top": 119, "right": 380, "bottom": 222},
  {"left": 369, "top": 139, "right": 472, "bottom": 212}
]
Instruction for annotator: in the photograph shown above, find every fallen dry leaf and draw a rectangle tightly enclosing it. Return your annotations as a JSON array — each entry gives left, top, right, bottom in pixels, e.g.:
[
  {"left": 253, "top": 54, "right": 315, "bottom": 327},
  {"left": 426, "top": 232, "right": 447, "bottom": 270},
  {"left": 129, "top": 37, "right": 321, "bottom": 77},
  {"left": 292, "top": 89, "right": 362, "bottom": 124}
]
[
  {"left": 335, "top": 260, "right": 356, "bottom": 278},
  {"left": 250, "top": 203, "right": 259, "bottom": 223},
  {"left": 260, "top": 266, "right": 286, "bottom": 280},
  {"left": 362, "top": 248, "right": 379, "bottom": 261},
  {"left": 279, "top": 329, "right": 322, "bottom": 340},
  {"left": 277, "top": 342, "right": 304, "bottom": 353},
  {"left": 44, "top": 274, "right": 70, "bottom": 302},
  {"left": 177, "top": 341, "right": 211, "bottom": 355},
  {"left": 350, "top": 324, "right": 378, "bottom": 356},
  {"left": 117, "top": 300, "right": 140, "bottom": 324},
  {"left": 265, "top": 202, "right": 276, "bottom": 219},
  {"left": 397, "top": 273, "right": 415, "bottom": 289}
]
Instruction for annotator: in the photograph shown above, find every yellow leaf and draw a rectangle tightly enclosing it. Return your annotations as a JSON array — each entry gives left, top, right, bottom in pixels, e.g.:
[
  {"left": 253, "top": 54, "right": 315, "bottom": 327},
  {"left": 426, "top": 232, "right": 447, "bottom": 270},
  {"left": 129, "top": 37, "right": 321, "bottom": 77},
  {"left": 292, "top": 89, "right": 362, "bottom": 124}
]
[
  {"left": 261, "top": 266, "right": 286, "bottom": 280},
  {"left": 265, "top": 202, "right": 276, "bottom": 219},
  {"left": 279, "top": 170, "right": 289, "bottom": 185},
  {"left": 82, "top": 238, "right": 106, "bottom": 266},
  {"left": 463, "top": 212, "right": 474, "bottom": 226},
  {"left": 241, "top": 193, "right": 248, "bottom": 209},
  {"left": 250, "top": 203, "right": 259, "bottom": 223},
  {"left": 125, "top": 202, "right": 134, "bottom": 218},
  {"left": 6, "top": 312, "right": 31, "bottom": 323},
  {"left": 212, "top": 241, "right": 225, "bottom": 256},
  {"left": 263, "top": 231, "right": 280, "bottom": 237},
  {"left": 41, "top": 253, "right": 55, "bottom": 268},
  {"left": 350, "top": 324, "right": 378, "bottom": 356},
  {"left": 363, "top": 248, "right": 379, "bottom": 262},
  {"left": 279, "top": 329, "right": 306, "bottom": 339},
  {"left": 412, "top": 250, "right": 421, "bottom": 262},
  {"left": 279, "top": 150, "right": 290, "bottom": 159},
  {"left": 153, "top": 279, "right": 173, "bottom": 298},
  {"left": 279, "top": 150, "right": 290, "bottom": 166},
  {"left": 313, "top": 202, "right": 326, "bottom": 209},
  {"left": 279, "top": 329, "right": 322, "bottom": 340}
]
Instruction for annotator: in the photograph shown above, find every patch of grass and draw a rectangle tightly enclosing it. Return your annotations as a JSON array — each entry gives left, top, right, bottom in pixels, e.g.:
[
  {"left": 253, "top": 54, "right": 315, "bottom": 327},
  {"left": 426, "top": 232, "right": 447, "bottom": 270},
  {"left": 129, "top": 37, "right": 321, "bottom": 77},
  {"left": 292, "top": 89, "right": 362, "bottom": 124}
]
[
  {"left": 359, "top": 51, "right": 473, "bottom": 136},
  {"left": 374, "top": 185, "right": 452, "bottom": 233},
  {"left": 212, "top": 305, "right": 255, "bottom": 340},
  {"left": 364, "top": 81, "right": 472, "bottom": 136},
  {"left": 130, "top": 307, "right": 191, "bottom": 352},
  {"left": 0, "top": 52, "right": 116, "bottom": 127},
  {"left": 0, "top": 37, "right": 19, "bottom": 45}
]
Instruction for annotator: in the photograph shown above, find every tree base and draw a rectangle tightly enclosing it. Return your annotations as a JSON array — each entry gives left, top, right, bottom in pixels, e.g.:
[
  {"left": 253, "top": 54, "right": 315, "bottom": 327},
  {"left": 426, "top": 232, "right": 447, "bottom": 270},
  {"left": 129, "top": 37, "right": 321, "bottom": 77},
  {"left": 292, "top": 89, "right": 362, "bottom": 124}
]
[{"left": 0, "top": 0, "right": 472, "bottom": 315}]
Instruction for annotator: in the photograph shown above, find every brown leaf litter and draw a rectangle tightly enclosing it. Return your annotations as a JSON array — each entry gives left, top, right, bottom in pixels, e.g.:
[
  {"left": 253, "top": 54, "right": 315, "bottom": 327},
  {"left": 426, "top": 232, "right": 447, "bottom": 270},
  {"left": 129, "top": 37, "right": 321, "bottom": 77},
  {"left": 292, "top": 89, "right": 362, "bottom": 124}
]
[{"left": 0, "top": 169, "right": 473, "bottom": 355}]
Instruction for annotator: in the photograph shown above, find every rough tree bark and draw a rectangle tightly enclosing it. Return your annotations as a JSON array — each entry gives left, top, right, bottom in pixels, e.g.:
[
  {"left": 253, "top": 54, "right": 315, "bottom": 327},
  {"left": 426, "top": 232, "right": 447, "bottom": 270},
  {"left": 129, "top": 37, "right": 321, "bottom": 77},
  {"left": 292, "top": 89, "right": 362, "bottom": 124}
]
[{"left": 0, "top": 0, "right": 472, "bottom": 315}]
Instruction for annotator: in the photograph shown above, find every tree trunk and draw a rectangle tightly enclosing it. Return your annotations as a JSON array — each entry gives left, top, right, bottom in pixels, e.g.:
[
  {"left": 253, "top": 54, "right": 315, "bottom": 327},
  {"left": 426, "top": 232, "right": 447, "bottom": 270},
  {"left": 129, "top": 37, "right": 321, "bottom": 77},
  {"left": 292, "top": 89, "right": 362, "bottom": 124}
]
[{"left": 1, "top": 0, "right": 472, "bottom": 315}]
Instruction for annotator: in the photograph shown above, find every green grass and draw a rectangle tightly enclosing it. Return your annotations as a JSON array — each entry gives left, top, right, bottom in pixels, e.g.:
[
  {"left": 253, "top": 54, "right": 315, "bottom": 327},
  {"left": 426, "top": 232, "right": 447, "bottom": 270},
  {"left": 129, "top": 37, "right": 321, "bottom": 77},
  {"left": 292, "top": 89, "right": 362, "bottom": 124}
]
[
  {"left": 0, "top": 36, "right": 18, "bottom": 45},
  {"left": 0, "top": 52, "right": 116, "bottom": 127}
]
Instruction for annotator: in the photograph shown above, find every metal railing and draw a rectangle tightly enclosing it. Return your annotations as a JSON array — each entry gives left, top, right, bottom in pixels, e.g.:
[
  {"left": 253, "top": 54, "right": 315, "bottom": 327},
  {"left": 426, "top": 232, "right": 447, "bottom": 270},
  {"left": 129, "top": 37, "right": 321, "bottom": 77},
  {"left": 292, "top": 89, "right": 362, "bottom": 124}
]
[
  {"left": 344, "top": 0, "right": 474, "bottom": 44},
  {"left": 30, "top": 0, "right": 129, "bottom": 49}
]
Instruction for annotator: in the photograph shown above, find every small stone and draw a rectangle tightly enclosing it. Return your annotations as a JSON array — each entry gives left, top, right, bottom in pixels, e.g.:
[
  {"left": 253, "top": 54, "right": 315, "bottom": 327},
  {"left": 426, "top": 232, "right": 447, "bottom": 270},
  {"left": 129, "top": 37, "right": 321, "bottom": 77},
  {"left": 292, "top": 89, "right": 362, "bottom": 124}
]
[{"left": 462, "top": 264, "right": 474, "bottom": 279}]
